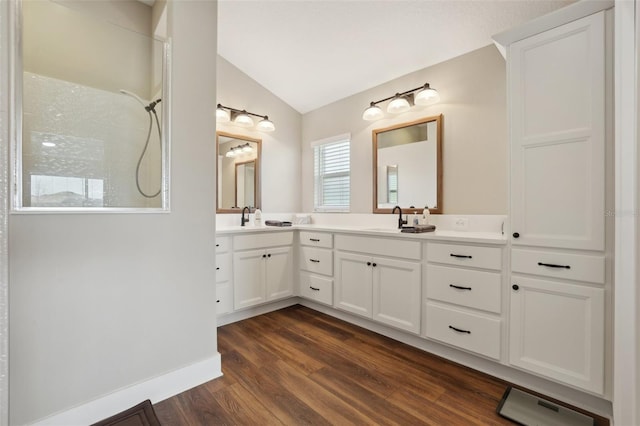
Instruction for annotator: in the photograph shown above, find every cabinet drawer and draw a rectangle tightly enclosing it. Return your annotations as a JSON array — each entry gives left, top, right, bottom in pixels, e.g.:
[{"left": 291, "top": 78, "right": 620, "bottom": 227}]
[
  {"left": 425, "top": 302, "right": 501, "bottom": 360},
  {"left": 300, "top": 231, "right": 333, "bottom": 248},
  {"left": 215, "top": 253, "right": 231, "bottom": 283},
  {"left": 511, "top": 249, "right": 604, "bottom": 284},
  {"left": 215, "top": 236, "right": 231, "bottom": 253},
  {"left": 426, "top": 264, "right": 502, "bottom": 314},
  {"left": 216, "top": 281, "right": 233, "bottom": 315},
  {"left": 335, "top": 234, "right": 421, "bottom": 260},
  {"left": 300, "top": 246, "right": 333, "bottom": 276},
  {"left": 299, "top": 272, "right": 333, "bottom": 306},
  {"left": 233, "top": 231, "right": 293, "bottom": 251},
  {"left": 427, "top": 242, "right": 501, "bottom": 270}
]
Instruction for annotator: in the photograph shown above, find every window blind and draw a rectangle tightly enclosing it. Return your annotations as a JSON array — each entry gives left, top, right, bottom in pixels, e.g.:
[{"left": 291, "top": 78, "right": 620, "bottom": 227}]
[{"left": 313, "top": 138, "right": 350, "bottom": 211}]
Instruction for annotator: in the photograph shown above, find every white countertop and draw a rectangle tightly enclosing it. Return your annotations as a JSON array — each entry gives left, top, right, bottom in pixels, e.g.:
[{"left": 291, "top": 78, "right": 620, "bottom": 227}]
[{"left": 216, "top": 224, "right": 507, "bottom": 245}]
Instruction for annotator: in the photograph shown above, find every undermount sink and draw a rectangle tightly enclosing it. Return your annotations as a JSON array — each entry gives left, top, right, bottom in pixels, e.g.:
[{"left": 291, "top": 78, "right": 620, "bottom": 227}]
[{"left": 363, "top": 228, "right": 401, "bottom": 233}]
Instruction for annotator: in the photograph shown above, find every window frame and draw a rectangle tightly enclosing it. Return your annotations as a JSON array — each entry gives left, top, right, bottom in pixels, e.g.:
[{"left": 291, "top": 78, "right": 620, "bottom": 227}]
[{"left": 311, "top": 133, "right": 351, "bottom": 213}]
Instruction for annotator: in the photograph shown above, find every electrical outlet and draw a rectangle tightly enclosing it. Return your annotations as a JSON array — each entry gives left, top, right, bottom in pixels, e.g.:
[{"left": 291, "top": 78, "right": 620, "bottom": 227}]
[{"left": 453, "top": 217, "right": 469, "bottom": 230}]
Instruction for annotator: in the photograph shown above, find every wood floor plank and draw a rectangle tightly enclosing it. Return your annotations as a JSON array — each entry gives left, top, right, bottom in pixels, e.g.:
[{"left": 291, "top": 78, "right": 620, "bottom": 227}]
[
  {"left": 212, "top": 382, "right": 285, "bottom": 426},
  {"left": 154, "top": 305, "right": 608, "bottom": 426},
  {"left": 222, "top": 349, "right": 331, "bottom": 425}
]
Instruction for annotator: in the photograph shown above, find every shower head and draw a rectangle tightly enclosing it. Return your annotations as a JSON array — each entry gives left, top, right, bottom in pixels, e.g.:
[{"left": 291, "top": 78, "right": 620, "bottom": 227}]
[{"left": 119, "top": 89, "right": 146, "bottom": 108}]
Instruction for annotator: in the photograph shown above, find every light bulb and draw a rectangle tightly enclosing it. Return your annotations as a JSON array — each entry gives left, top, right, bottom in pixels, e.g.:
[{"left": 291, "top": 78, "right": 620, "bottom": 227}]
[
  {"left": 362, "top": 103, "right": 384, "bottom": 121},
  {"left": 216, "top": 105, "right": 230, "bottom": 122},
  {"left": 233, "top": 111, "right": 254, "bottom": 127},
  {"left": 387, "top": 96, "right": 411, "bottom": 114},
  {"left": 257, "top": 117, "right": 275, "bottom": 132},
  {"left": 414, "top": 84, "right": 440, "bottom": 106}
]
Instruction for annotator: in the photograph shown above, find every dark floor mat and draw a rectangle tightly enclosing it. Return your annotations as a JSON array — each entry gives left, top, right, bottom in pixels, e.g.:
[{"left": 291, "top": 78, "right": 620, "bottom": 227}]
[{"left": 91, "top": 400, "right": 161, "bottom": 426}]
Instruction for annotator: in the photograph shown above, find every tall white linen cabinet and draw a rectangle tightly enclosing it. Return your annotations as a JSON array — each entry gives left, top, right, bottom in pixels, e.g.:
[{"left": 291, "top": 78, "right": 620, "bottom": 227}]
[{"left": 494, "top": 2, "right": 613, "bottom": 397}]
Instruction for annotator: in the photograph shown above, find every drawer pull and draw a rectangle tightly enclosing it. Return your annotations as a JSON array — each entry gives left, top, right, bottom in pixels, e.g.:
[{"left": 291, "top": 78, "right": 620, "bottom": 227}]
[
  {"left": 449, "top": 284, "right": 472, "bottom": 291},
  {"left": 450, "top": 254, "right": 472, "bottom": 259},
  {"left": 310, "top": 238, "right": 320, "bottom": 242},
  {"left": 449, "top": 325, "right": 471, "bottom": 334},
  {"left": 310, "top": 259, "right": 320, "bottom": 263},
  {"left": 538, "top": 262, "right": 570, "bottom": 269},
  {"left": 310, "top": 286, "right": 320, "bottom": 291}
]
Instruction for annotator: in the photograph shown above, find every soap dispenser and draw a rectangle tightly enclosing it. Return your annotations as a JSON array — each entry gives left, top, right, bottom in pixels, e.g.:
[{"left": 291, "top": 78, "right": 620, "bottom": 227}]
[
  {"left": 412, "top": 211, "right": 419, "bottom": 226},
  {"left": 254, "top": 208, "right": 262, "bottom": 226},
  {"left": 422, "top": 206, "right": 430, "bottom": 225}
]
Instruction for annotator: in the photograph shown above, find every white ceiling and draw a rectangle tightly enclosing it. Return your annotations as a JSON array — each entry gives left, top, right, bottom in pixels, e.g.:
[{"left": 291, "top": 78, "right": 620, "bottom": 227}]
[{"left": 218, "top": 0, "right": 574, "bottom": 114}]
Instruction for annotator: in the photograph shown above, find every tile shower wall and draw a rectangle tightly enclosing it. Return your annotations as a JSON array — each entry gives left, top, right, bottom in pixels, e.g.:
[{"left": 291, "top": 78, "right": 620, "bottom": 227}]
[{"left": 22, "top": 72, "right": 162, "bottom": 208}]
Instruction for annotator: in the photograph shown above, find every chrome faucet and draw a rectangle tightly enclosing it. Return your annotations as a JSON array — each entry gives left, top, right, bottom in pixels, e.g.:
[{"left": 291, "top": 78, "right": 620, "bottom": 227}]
[
  {"left": 392, "top": 205, "right": 407, "bottom": 229},
  {"left": 241, "top": 206, "right": 250, "bottom": 226}
]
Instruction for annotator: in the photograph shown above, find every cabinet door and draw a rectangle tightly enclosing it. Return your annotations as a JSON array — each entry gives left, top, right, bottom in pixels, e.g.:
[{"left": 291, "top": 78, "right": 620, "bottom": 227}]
[
  {"left": 373, "top": 257, "right": 421, "bottom": 333},
  {"left": 509, "top": 12, "right": 605, "bottom": 250},
  {"left": 265, "top": 246, "right": 293, "bottom": 301},
  {"left": 233, "top": 249, "right": 265, "bottom": 310},
  {"left": 334, "top": 252, "right": 372, "bottom": 318},
  {"left": 509, "top": 276, "right": 604, "bottom": 393}
]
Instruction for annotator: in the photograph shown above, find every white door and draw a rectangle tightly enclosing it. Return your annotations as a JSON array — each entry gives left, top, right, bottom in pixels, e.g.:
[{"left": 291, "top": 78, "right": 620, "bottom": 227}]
[
  {"left": 265, "top": 246, "right": 293, "bottom": 301},
  {"left": 509, "top": 276, "right": 604, "bottom": 393},
  {"left": 509, "top": 12, "right": 605, "bottom": 250},
  {"left": 334, "top": 251, "right": 372, "bottom": 318},
  {"left": 233, "top": 249, "right": 265, "bottom": 310},
  {"left": 372, "top": 257, "right": 421, "bottom": 333}
]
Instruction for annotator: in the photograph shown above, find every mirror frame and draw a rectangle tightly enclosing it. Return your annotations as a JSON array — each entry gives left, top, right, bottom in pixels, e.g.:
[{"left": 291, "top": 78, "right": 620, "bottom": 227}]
[
  {"left": 216, "top": 131, "right": 262, "bottom": 214},
  {"left": 372, "top": 114, "right": 443, "bottom": 214}
]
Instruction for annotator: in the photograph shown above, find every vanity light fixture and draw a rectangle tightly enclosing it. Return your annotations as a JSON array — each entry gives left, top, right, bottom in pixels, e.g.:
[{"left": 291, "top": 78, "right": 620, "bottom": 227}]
[
  {"left": 216, "top": 104, "right": 276, "bottom": 132},
  {"left": 362, "top": 83, "right": 440, "bottom": 121},
  {"left": 225, "top": 143, "right": 253, "bottom": 158}
]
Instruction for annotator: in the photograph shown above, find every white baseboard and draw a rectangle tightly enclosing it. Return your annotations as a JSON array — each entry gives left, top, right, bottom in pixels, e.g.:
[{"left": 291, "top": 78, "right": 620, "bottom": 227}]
[
  {"left": 217, "top": 297, "right": 300, "bottom": 326},
  {"left": 33, "top": 353, "right": 222, "bottom": 426}
]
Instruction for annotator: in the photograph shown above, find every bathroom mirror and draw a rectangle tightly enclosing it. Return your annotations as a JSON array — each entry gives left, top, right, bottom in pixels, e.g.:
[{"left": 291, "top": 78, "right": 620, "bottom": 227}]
[
  {"left": 373, "top": 115, "right": 442, "bottom": 214},
  {"left": 217, "top": 132, "right": 261, "bottom": 213},
  {"left": 15, "top": 0, "right": 170, "bottom": 210}
]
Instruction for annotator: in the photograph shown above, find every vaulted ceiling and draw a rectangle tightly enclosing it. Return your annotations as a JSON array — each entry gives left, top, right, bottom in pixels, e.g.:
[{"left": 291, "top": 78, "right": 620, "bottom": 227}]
[{"left": 218, "top": 0, "right": 575, "bottom": 113}]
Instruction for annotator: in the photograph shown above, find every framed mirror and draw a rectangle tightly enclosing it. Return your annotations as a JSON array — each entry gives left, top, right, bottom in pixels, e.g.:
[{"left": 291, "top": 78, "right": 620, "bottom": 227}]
[
  {"left": 216, "top": 132, "right": 261, "bottom": 213},
  {"left": 373, "top": 115, "right": 442, "bottom": 214},
  {"left": 15, "top": 0, "right": 170, "bottom": 210}
]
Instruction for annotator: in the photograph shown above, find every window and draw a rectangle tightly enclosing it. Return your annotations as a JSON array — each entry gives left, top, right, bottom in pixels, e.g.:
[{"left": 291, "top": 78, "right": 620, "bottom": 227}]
[{"left": 312, "top": 134, "right": 350, "bottom": 212}]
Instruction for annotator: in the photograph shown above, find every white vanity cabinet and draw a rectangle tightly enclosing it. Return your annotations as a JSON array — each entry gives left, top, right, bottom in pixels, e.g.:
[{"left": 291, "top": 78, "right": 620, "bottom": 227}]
[
  {"left": 507, "top": 11, "right": 606, "bottom": 252},
  {"left": 496, "top": 6, "right": 612, "bottom": 395},
  {"left": 424, "top": 242, "right": 503, "bottom": 360},
  {"left": 334, "top": 234, "right": 421, "bottom": 334},
  {"left": 298, "top": 231, "right": 334, "bottom": 306},
  {"left": 232, "top": 231, "right": 294, "bottom": 310},
  {"left": 215, "top": 236, "right": 233, "bottom": 315}
]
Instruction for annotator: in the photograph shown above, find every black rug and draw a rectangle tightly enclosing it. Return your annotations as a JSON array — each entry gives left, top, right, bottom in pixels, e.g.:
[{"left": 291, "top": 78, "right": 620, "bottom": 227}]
[{"left": 91, "top": 400, "right": 161, "bottom": 426}]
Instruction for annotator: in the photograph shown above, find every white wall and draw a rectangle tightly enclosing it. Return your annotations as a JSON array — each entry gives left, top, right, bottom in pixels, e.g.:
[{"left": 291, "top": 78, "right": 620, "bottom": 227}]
[
  {"left": 217, "top": 56, "right": 302, "bottom": 213},
  {"left": 302, "top": 45, "right": 507, "bottom": 214},
  {"left": 7, "top": 0, "right": 219, "bottom": 424},
  {"left": 614, "top": 1, "right": 640, "bottom": 424},
  {"left": 23, "top": 0, "right": 155, "bottom": 100},
  {"left": 0, "top": 0, "right": 10, "bottom": 423}
]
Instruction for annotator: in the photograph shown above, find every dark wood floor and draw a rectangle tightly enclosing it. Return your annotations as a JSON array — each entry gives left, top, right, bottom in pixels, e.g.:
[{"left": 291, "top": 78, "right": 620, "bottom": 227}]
[{"left": 154, "top": 305, "right": 608, "bottom": 425}]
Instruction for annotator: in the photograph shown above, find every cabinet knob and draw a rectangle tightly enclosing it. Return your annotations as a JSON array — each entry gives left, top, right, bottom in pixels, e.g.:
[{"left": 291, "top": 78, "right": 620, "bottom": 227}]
[
  {"left": 366, "top": 261, "right": 372, "bottom": 266},
  {"left": 372, "top": 263, "right": 377, "bottom": 267},
  {"left": 262, "top": 254, "right": 267, "bottom": 258},
  {"left": 267, "top": 253, "right": 271, "bottom": 258},
  {"left": 512, "top": 284, "right": 519, "bottom": 291},
  {"left": 512, "top": 232, "right": 520, "bottom": 238},
  {"left": 216, "top": 299, "right": 220, "bottom": 303}
]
